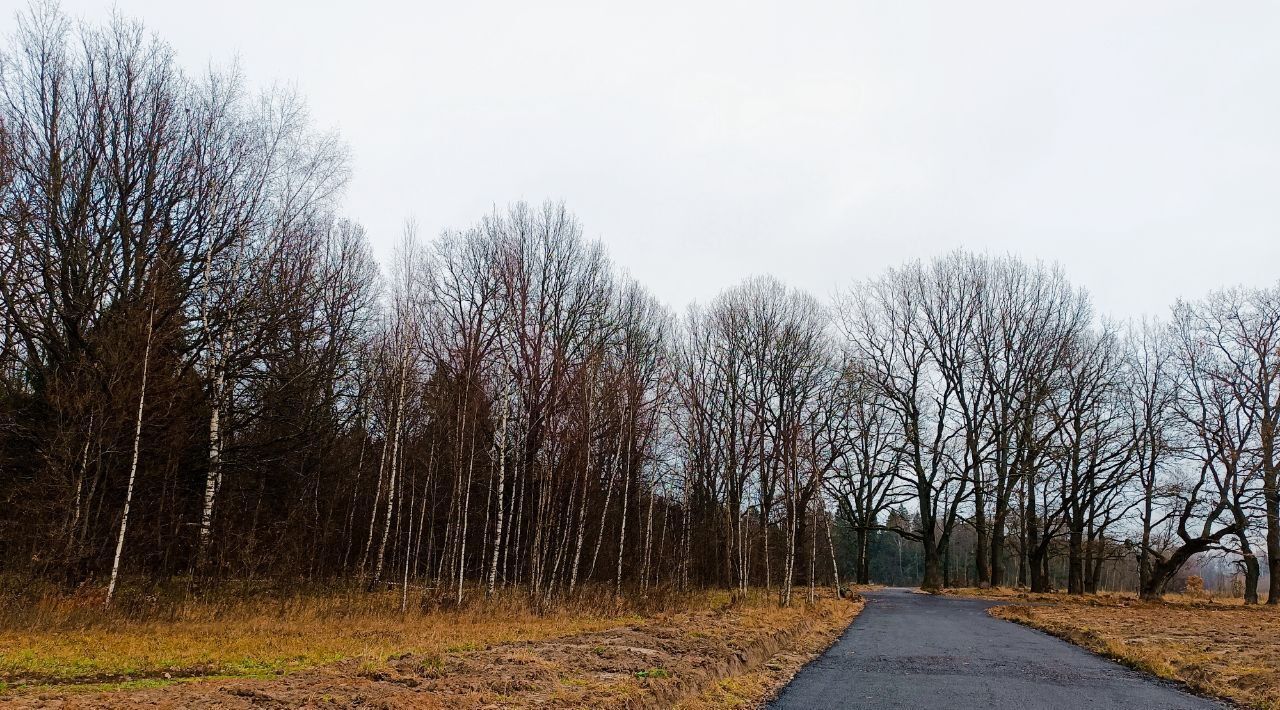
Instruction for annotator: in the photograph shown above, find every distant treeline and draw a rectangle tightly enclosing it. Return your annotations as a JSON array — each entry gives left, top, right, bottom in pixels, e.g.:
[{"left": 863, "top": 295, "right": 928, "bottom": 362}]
[
  {"left": 1, "top": 4, "right": 1277, "bottom": 606},
  {"left": 834, "top": 512, "right": 1266, "bottom": 595}
]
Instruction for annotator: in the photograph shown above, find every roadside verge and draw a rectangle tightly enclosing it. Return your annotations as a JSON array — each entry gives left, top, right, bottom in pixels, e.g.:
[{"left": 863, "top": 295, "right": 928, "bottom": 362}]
[
  {"left": 992, "top": 598, "right": 1276, "bottom": 710},
  {"left": 6, "top": 591, "right": 863, "bottom": 709}
]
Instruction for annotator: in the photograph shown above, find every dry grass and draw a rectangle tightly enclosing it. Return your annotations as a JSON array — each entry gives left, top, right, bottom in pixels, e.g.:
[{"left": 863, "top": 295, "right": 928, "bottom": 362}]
[
  {"left": 942, "top": 585, "right": 1246, "bottom": 606},
  {"left": 967, "top": 589, "right": 1280, "bottom": 710},
  {"left": 676, "top": 593, "right": 864, "bottom": 709},
  {"left": 0, "top": 581, "right": 863, "bottom": 708},
  {"left": 0, "top": 580, "right": 705, "bottom": 688},
  {"left": 527, "top": 591, "right": 862, "bottom": 709}
]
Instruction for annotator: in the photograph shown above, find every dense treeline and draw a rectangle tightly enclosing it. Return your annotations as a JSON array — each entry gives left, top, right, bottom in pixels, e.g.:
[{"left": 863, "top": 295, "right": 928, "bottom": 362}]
[{"left": 1, "top": 6, "right": 1277, "bottom": 606}]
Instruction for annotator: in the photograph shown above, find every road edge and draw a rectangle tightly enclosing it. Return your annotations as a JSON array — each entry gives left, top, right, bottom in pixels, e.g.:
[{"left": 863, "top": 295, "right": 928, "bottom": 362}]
[{"left": 990, "top": 606, "right": 1245, "bottom": 710}]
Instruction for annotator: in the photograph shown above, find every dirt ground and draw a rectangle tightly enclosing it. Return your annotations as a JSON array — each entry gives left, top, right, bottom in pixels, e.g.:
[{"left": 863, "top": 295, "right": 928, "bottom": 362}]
[
  {"left": 967, "top": 590, "right": 1280, "bottom": 710},
  {"left": 3, "top": 592, "right": 862, "bottom": 709}
]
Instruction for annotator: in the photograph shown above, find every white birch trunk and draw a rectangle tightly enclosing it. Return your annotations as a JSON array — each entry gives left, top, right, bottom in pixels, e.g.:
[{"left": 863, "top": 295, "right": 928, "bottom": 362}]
[
  {"left": 781, "top": 460, "right": 798, "bottom": 607},
  {"left": 567, "top": 408, "right": 592, "bottom": 596},
  {"left": 106, "top": 306, "right": 154, "bottom": 608},
  {"left": 614, "top": 413, "right": 633, "bottom": 602},
  {"left": 824, "top": 505, "right": 842, "bottom": 598},
  {"left": 486, "top": 398, "right": 509, "bottom": 596},
  {"left": 641, "top": 481, "right": 655, "bottom": 593},
  {"left": 68, "top": 423, "right": 92, "bottom": 547},
  {"left": 681, "top": 474, "right": 692, "bottom": 592},
  {"left": 456, "top": 427, "right": 477, "bottom": 605},
  {"left": 342, "top": 428, "right": 368, "bottom": 570},
  {"left": 197, "top": 365, "right": 224, "bottom": 566},
  {"left": 412, "top": 442, "right": 435, "bottom": 578},
  {"left": 360, "top": 431, "right": 391, "bottom": 572},
  {"left": 402, "top": 464, "right": 416, "bottom": 612},
  {"left": 809, "top": 496, "right": 818, "bottom": 603},
  {"left": 371, "top": 348, "right": 410, "bottom": 585},
  {"left": 590, "top": 407, "right": 626, "bottom": 580}
]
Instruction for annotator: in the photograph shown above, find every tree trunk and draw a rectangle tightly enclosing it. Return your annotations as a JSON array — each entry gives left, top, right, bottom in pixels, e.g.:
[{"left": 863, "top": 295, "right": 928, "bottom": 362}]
[
  {"left": 808, "top": 499, "right": 818, "bottom": 603},
  {"left": 823, "top": 508, "right": 842, "bottom": 597},
  {"left": 613, "top": 418, "right": 633, "bottom": 603},
  {"left": 1242, "top": 550, "right": 1261, "bottom": 605},
  {"left": 1026, "top": 477, "right": 1050, "bottom": 593},
  {"left": 589, "top": 412, "right": 625, "bottom": 581},
  {"left": 487, "top": 402, "right": 509, "bottom": 596},
  {"left": 402, "top": 468, "right": 416, "bottom": 612},
  {"left": 858, "top": 529, "right": 871, "bottom": 584},
  {"left": 1143, "top": 543, "right": 1210, "bottom": 600},
  {"left": 64, "top": 424, "right": 93, "bottom": 568},
  {"left": 921, "top": 539, "right": 943, "bottom": 591},
  {"left": 1067, "top": 524, "right": 1084, "bottom": 595},
  {"left": 361, "top": 434, "right": 392, "bottom": 573},
  {"left": 1139, "top": 481, "right": 1154, "bottom": 594},
  {"left": 972, "top": 468, "right": 990, "bottom": 587},
  {"left": 196, "top": 366, "right": 225, "bottom": 571},
  {"left": 371, "top": 350, "right": 410, "bottom": 586},
  {"left": 1233, "top": 512, "right": 1260, "bottom": 604},
  {"left": 456, "top": 426, "right": 477, "bottom": 605},
  {"left": 106, "top": 306, "right": 154, "bottom": 608},
  {"left": 941, "top": 535, "right": 952, "bottom": 588},
  {"left": 641, "top": 483, "right": 655, "bottom": 593},
  {"left": 990, "top": 501, "right": 1007, "bottom": 588},
  {"left": 1263, "top": 430, "right": 1279, "bottom": 605}
]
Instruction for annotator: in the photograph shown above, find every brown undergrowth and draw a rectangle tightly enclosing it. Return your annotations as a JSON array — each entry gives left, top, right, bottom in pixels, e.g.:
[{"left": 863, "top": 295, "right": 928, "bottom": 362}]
[
  {"left": 0, "top": 581, "right": 862, "bottom": 708},
  {"left": 959, "top": 589, "right": 1280, "bottom": 710}
]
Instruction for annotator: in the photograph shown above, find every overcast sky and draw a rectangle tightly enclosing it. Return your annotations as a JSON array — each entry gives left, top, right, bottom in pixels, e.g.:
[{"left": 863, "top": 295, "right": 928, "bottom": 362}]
[{"left": 8, "top": 1, "right": 1278, "bottom": 318}]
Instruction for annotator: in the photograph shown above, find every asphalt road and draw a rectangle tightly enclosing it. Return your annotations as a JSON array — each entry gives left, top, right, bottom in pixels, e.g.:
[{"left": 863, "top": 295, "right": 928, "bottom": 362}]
[{"left": 770, "top": 587, "right": 1226, "bottom": 710}]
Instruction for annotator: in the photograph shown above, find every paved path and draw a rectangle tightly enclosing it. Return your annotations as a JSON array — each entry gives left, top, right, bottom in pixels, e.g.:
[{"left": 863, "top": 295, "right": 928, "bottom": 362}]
[{"left": 770, "top": 587, "right": 1226, "bottom": 710}]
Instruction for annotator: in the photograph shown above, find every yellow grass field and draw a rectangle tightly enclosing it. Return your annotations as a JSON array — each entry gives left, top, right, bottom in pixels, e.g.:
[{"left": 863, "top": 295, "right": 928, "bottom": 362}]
[{"left": 0, "top": 583, "right": 862, "bottom": 708}]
